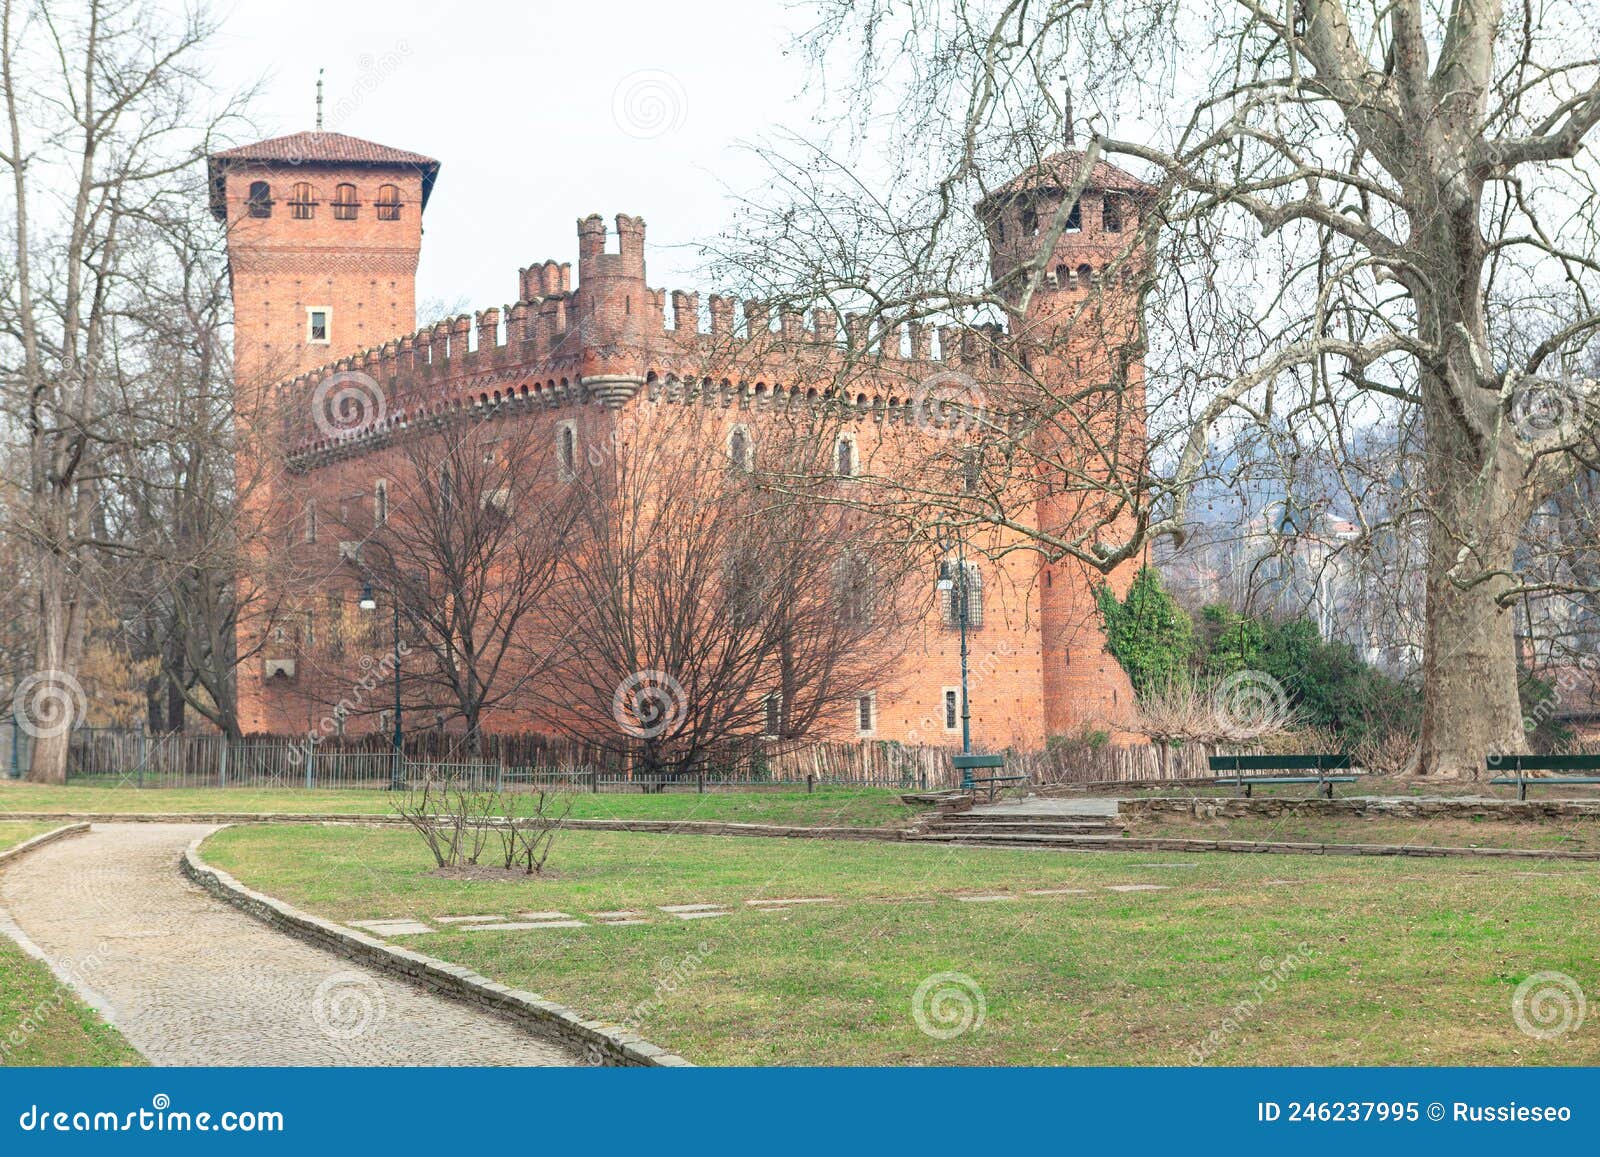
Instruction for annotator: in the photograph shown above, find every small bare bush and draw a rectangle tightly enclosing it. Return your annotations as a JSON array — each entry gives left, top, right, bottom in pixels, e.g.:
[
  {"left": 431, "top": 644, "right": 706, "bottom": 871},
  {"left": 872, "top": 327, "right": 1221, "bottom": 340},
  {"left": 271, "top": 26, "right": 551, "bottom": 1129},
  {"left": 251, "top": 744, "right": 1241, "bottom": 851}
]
[{"left": 394, "top": 775, "right": 572, "bottom": 875}]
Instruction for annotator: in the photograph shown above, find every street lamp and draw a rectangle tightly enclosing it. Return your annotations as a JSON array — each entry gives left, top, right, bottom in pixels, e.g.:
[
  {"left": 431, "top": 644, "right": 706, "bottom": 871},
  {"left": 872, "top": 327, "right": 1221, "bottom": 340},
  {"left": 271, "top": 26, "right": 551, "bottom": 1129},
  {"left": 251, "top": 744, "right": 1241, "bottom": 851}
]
[
  {"left": 359, "top": 581, "right": 404, "bottom": 791},
  {"left": 934, "top": 524, "right": 973, "bottom": 769}
]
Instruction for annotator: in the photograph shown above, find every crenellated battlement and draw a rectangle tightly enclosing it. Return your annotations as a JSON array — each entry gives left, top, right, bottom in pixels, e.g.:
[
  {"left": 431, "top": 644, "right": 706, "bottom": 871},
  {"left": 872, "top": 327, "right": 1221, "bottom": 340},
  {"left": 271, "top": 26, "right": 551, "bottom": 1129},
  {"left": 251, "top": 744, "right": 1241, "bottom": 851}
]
[{"left": 274, "top": 194, "right": 1144, "bottom": 468}]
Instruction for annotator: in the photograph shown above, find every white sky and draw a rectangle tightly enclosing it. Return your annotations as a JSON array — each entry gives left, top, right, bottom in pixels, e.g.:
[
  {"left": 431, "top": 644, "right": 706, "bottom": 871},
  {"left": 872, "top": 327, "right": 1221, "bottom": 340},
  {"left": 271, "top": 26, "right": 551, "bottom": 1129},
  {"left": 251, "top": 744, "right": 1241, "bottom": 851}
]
[{"left": 206, "top": 0, "right": 810, "bottom": 314}]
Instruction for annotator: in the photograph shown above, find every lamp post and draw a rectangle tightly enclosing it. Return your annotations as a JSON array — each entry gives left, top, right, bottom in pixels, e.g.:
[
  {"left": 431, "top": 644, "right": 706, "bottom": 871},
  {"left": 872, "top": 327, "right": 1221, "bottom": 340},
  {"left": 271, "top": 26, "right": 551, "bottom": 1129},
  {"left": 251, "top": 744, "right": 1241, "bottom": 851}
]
[
  {"left": 359, "top": 582, "right": 404, "bottom": 791},
  {"left": 935, "top": 524, "right": 973, "bottom": 782}
]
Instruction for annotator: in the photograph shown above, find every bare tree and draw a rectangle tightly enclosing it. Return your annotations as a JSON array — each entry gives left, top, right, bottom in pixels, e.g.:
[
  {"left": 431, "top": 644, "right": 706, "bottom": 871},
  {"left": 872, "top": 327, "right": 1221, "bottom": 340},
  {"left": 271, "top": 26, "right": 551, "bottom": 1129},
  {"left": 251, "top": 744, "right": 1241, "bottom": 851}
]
[
  {"left": 547, "top": 406, "right": 918, "bottom": 778},
  {"left": 722, "top": 0, "right": 1600, "bottom": 777},
  {"left": 336, "top": 421, "right": 580, "bottom": 753},
  {"left": 0, "top": 0, "right": 246, "bottom": 778}
]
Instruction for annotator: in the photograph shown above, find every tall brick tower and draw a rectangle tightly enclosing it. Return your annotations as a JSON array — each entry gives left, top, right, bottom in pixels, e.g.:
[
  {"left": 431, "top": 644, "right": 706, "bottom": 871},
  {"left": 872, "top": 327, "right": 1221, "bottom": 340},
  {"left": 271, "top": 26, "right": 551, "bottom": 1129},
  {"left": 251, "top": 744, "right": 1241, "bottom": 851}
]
[
  {"left": 208, "top": 131, "right": 440, "bottom": 412},
  {"left": 208, "top": 131, "right": 438, "bottom": 734},
  {"left": 979, "top": 152, "right": 1152, "bottom": 734}
]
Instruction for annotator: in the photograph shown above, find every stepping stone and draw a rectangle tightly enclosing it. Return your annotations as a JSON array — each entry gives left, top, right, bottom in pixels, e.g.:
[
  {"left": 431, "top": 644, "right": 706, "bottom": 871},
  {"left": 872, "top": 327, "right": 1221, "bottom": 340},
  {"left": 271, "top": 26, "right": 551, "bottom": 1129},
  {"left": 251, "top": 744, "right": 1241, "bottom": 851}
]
[
  {"left": 1104, "top": 884, "right": 1169, "bottom": 893},
  {"left": 465, "top": 920, "right": 587, "bottom": 931},
  {"left": 745, "top": 897, "right": 836, "bottom": 907},
  {"left": 597, "top": 919, "right": 651, "bottom": 927},
  {"left": 515, "top": 911, "right": 571, "bottom": 921},
  {"left": 591, "top": 910, "right": 645, "bottom": 920},
  {"left": 658, "top": 903, "right": 724, "bottom": 913},
  {"left": 1025, "top": 887, "right": 1089, "bottom": 896},
  {"left": 957, "top": 894, "right": 1016, "bottom": 902},
  {"left": 348, "top": 919, "right": 433, "bottom": 936},
  {"left": 436, "top": 914, "right": 508, "bottom": 924},
  {"left": 671, "top": 910, "right": 729, "bottom": 920},
  {"left": 1134, "top": 863, "right": 1199, "bottom": 869}
]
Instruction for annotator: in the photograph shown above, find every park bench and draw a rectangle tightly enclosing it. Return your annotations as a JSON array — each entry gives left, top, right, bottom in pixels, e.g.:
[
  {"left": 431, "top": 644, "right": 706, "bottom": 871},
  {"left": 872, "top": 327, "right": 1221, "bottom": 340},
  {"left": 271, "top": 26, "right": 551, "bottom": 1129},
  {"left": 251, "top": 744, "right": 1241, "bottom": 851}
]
[
  {"left": 952, "top": 753, "right": 1026, "bottom": 803},
  {"left": 1208, "top": 753, "right": 1356, "bottom": 798},
  {"left": 1488, "top": 754, "right": 1600, "bottom": 800}
]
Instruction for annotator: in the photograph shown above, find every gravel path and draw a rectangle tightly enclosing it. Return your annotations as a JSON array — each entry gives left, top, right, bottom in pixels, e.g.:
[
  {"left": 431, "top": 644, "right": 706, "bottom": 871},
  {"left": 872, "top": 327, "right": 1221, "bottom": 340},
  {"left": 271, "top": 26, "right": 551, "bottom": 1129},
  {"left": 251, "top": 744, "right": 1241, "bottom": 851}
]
[{"left": 0, "top": 823, "right": 581, "bottom": 1066}]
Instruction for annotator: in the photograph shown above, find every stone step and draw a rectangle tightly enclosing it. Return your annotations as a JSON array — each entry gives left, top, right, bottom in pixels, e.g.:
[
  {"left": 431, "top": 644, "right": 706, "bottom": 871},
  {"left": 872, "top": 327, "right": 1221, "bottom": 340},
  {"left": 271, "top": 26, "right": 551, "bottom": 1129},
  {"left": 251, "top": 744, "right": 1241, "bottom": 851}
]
[
  {"left": 943, "top": 810, "right": 1117, "bottom": 823},
  {"left": 928, "top": 820, "right": 1117, "bottom": 836},
  {"left": 908, "top": 832, "right": 1131, "bottom": 848}
]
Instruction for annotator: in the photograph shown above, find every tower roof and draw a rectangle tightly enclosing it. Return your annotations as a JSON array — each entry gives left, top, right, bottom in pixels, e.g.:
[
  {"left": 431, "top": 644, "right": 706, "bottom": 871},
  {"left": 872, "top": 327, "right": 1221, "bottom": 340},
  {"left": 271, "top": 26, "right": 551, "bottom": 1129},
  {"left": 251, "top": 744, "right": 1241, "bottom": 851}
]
[
  {"left": 207, "top": 131, "right": 440, "bottom": 217},
  {"left": 979, "top": 149, "right": 1153, "bottom": 208}
]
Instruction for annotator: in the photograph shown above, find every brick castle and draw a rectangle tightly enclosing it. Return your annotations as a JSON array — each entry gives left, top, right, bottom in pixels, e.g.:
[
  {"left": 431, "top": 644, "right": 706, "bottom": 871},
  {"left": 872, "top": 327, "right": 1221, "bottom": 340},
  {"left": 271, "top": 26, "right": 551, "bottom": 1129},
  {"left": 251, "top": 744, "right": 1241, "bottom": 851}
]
[{"left": 208, "top": 130, "right": 1148, "bottom": 749}]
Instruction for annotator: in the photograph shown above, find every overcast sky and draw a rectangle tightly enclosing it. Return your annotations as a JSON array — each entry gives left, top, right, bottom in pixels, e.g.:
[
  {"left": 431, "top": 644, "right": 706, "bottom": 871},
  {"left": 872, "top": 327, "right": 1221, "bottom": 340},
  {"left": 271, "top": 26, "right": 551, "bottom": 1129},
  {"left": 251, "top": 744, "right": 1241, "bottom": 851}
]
[{"left": 207, "top": 0, "right": 811, "bottom": 317}]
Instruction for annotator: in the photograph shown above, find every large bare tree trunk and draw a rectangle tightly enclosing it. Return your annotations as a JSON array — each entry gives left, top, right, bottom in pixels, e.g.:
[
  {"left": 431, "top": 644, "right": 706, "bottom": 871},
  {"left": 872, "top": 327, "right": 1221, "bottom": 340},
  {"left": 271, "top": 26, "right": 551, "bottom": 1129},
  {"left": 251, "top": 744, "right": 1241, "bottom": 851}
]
[{"left": 1417, "top": 438, "right": 1530, "bottom": 777}]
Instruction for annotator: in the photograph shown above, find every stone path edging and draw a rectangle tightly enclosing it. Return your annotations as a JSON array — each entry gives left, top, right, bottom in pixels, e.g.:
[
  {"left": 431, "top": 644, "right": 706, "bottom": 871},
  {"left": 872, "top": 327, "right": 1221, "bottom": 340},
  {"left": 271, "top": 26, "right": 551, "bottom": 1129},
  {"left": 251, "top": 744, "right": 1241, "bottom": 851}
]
[
  {"left": 927, "top": 833, "right": 1600, "bottom": 861},
  {"left": 1, "top": 811, "right": 911, "bottom": 841},
  {"left": 0, "top": 822, "right": 91, "bottom": 867},
  {"left": 179, "top": 827, "right": 691, "bottom": 1067}
]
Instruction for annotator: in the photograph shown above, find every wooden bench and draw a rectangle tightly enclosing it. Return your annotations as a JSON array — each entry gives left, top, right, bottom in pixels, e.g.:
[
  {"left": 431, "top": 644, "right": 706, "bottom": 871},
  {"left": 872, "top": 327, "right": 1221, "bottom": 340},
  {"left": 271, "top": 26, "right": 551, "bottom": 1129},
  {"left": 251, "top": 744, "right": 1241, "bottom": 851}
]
[
  {"left": 1488, "top": 754, "right": 1600, "bottom": 800},
  {"left": 952, "top": 754, "right": 1026, "bottom": 803},
  {"left": 1208, "top": 753, "right": 1356, "bottom": 798}
]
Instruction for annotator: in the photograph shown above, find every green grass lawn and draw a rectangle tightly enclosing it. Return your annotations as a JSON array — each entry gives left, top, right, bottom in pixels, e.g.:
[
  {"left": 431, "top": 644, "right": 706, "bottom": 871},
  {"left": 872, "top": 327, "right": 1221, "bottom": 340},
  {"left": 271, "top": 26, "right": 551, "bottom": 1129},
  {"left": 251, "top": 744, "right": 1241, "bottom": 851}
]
[
  {"left": 0, "top": 823, "right": 144, "bottom": 1066},
  {"left": 0, "top": 784, "right": 919, "bottom": 828},
  {"left": 204, "top": 823, "right": 1600, "bottom": 1066}
]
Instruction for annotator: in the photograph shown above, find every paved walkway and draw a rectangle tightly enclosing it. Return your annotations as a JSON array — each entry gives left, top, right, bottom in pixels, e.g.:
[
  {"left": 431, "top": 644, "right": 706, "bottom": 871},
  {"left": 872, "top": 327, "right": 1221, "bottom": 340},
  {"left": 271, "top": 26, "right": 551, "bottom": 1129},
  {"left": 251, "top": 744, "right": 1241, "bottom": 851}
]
[{"left": 0, "top": 824, "right": 581, "bottom": 1066}]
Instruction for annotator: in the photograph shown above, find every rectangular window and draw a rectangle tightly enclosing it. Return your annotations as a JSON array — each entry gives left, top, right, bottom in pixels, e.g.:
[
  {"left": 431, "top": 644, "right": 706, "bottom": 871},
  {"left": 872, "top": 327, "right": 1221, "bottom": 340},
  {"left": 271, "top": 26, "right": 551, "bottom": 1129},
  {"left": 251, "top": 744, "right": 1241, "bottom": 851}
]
[
  {"left": 1065, "top": 199, "right": 1082, "bottom": 231},
  {"left": 308, "top": 308, "right": 330, "bottom": 344},
  {"left": 856, "top": 692, "right": 876, "bottom": 736},
  {"left": 557, "top": 421, "right": 579, "bottom": 481},
  {"left": 763, "top": 693, "right": 782, "bottom": 738},
  {"left": 944, "top": 689, "right": 959, "bottom": 732},
  {"left": 1102, "top": 195, "right": 1123, "bottom": 233},
  {"left": 374, "top": 479, "right": 388, "bottom": 526},
  {"left": 304, "top": 500, "right": 317, "bottom": 543}
]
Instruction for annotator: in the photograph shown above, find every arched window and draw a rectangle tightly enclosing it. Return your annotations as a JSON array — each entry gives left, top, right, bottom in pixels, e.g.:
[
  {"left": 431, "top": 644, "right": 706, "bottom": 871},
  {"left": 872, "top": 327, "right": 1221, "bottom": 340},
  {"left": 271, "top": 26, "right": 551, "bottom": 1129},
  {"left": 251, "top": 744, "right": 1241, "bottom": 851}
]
[
  {"left": 938, "top": 560, "right": 984, "bottom": 630},
  {"left": 1065, "top": 199, "right": 1082, "bottom": 231},
  {"left": 289, "top": 182, "right": 316, "bottom": 220},
  {"left": 332, "top": 183, "right": 359, "bottom": 220},
  {"left": 1020, "top": 206, "right": 1039, "bottom": 236},
  {"left": 376, "top": 184, "right": 402, "bottom": 220},
  {"left": 1055, "top": 264, "right": 1069, "bottom": 288},
  {"left": 247, "top": 181, "right": 272, "bottom": 218},
  {"left": 1102, "top": 195, "right": 1123, "bottom": 233},
  {"left": 728, "top": 425, "right": 752, "bottom": 472}
]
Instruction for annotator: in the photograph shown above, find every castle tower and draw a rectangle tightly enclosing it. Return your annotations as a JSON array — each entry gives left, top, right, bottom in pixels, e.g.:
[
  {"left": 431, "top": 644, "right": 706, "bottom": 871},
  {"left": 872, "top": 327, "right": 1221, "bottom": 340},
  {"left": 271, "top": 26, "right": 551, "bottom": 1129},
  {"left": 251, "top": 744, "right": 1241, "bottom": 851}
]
[
  {"left": 979, "top": 152, "right": 1153, "bottom": 735},
  {"left": 208, "top": 130, "right": 438, "bottom": 735},
  {"left": 573, "top": 213, "right": 651, "bottom": 407},
  {"left": 207, "top": 131, "right": 440, "bottom": 415}
]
